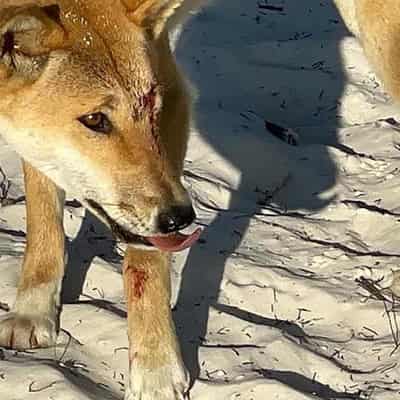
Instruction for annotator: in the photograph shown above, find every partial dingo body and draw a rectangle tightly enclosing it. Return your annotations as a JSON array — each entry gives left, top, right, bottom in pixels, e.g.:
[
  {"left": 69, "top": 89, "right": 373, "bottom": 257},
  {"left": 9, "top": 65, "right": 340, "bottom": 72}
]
[
  {"left": 0, "top": 1, "right": 204, "bottom": 399},
  {"left": 335, "top": 0, "right": 400, "bottom": 100},
  {"left": 3, "top": 1, "right": 399, "bottom": 399},
  {"left": 0, "top": 0, "right": 193, "bottom": 234}
]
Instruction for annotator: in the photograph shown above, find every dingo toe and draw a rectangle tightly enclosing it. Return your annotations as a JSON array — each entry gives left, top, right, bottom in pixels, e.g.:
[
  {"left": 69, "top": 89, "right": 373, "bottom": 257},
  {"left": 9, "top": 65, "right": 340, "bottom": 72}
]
[
  {"left": 0, "top": 313, "right": 57, "bottom": 350},
  {"left": 125, "top": 361, "right": 190, "bottom": 400}
]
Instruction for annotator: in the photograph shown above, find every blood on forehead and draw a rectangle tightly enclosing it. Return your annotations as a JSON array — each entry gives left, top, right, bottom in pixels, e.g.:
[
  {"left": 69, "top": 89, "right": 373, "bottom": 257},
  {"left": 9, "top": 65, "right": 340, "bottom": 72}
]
[
  {"left": 61, "top": 3, "right": 165, "bottom": 153},
  {"left": 139, "top": 84, "right": 158, "bottom": 111},
  {"left": 134, "top": 84, "right": 163, "bottom": 156}
]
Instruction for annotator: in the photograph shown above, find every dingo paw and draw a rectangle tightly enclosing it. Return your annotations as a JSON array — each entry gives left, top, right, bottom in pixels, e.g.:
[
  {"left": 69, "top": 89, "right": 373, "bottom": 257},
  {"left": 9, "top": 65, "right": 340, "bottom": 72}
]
[
  {"left": 0, "top": 313, "right": 57, "bottom": 350},
  {"left": 125, "top": 361, "right": 190, "bottom": 400}
]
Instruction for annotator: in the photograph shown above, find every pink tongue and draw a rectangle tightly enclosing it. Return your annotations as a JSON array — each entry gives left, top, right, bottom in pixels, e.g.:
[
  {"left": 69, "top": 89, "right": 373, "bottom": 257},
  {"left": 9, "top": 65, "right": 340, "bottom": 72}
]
[{"left": 147, "top": 227, "right": 202, "bottom": 252}]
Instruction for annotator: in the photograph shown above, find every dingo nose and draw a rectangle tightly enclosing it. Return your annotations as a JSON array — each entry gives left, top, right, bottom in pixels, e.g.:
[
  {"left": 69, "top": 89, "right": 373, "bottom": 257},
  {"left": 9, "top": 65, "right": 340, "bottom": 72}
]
[{"left": 158, "top": 205, "right": 196, "bottom": 234}]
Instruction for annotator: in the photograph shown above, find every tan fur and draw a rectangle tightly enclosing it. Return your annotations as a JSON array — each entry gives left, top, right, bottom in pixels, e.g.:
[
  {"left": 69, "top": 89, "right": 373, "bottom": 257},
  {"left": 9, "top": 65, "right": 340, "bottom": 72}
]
[
  {"left": 335, "top": 0, "right": 400, "bottom": 101},
  {"left": 0, "top": 164, "right": 64, "bottom": 350},
  {"left": 1, "top": 1, "right": 398, "bottom": 398},
  {"left": 0, "top": 1, "right": 204, "bottom": 399},
  {"left": 123, "top": 249, "right": 181, "bottom": 369},
  {"left": 19, "top": 161, "right": 65, "bottom": 292},
  {"left": 123, "top": 0, "right": 185, "bottom": 36},
  {"left": 0, "top": 0, "right": 192, "bottom": 236},
  {"left": 123, "top": 249, "right": 189, "bottom": 398}
]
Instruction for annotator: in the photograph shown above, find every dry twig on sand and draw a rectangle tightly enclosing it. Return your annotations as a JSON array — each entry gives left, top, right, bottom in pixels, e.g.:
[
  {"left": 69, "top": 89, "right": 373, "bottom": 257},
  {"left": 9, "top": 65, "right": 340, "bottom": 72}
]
[{"left": 356, "top": 277, "right": 400, "bottom": 355}]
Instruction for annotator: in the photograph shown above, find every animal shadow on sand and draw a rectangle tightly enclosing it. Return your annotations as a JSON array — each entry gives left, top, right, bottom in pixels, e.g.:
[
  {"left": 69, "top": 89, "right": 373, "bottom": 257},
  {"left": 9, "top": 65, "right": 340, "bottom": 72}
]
[{"left": 173, "top": 0, "right": 363, "bottom": 397}]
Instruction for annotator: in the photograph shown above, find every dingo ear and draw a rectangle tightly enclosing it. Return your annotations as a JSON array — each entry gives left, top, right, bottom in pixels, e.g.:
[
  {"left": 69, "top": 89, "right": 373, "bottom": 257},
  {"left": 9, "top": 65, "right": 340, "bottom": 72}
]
[
  {"left": 122, "top": 0, "right": 184, "bottom": 37},
  {"left": 0, "top": 4, "right": 66, "bottom": 80}
]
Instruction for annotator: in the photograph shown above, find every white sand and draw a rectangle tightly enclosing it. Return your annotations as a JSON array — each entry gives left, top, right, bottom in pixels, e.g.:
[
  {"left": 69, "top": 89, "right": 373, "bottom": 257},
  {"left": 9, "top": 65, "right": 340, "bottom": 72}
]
[{"left": 1, "top": 0, "right": 400, "bottom": 399}]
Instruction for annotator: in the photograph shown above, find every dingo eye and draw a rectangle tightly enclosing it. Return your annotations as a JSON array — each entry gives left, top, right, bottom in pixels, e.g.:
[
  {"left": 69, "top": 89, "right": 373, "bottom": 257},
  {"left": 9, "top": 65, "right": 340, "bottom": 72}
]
[{"left": 78, "top": 112, "right": 112, "bottom": 134}]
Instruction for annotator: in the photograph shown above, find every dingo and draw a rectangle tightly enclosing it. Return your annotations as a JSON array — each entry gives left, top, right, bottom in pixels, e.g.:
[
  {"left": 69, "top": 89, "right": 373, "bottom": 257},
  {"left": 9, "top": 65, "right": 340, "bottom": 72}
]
[
  {"left": 0, "top": 1, "right": 203, "bottom": 399},
  {"left": 1, "top": 1, "right": 397, "bottom": 399},
  {"left": 335, "top": 0, "right": 400, "bottom": 101}
]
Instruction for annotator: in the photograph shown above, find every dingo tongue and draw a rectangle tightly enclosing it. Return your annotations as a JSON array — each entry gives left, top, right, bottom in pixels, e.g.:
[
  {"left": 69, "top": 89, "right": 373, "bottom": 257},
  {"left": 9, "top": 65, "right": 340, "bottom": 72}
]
[{"left": 147, "top": 228, "right": 202, "bottom": 252}]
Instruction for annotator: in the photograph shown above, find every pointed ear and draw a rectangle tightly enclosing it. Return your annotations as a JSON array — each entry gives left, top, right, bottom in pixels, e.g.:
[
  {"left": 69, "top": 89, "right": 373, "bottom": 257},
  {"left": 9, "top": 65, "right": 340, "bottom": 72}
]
[
  {"left": 0, "top": 4, "right": 66, "bottom": 80},
  {"left": 122, "top": 0, "right": 185, "bottom": 37}
]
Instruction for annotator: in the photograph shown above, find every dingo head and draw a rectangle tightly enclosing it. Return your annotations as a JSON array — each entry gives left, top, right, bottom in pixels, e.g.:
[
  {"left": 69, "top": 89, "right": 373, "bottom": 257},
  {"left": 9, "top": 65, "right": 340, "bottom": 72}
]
[{"left": 0, "top": 0, "right": 201, "bottom": 251}]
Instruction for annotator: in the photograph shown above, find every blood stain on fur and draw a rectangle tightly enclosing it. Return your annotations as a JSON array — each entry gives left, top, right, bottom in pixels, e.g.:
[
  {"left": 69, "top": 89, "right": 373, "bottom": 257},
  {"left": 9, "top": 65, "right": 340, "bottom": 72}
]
[{"left": 131, "top": 267, "right": 149, "bottom": 299}]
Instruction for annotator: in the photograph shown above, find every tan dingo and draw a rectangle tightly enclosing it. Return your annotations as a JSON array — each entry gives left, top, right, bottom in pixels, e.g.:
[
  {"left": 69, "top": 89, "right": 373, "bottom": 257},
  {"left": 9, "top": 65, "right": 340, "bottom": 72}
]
[
  {"left": 335, "top": 0, "right": 400, "bottom": 101},
  {"left": 0, "top": 1, "right": 204, "bottom": 399},
  {"left": 1, "top": 1, "right": 399, "bottom": 399}
]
